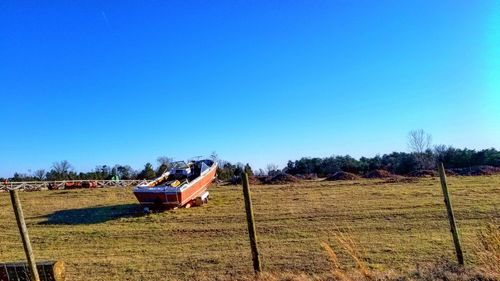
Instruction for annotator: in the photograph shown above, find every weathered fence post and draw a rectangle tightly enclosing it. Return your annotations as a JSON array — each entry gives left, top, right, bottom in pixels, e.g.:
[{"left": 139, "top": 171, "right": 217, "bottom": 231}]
[
  {"left": 9, "top": 189, "right": 41, "bottom": 281},
  {"left": 437, "top": 162, "right": 464, "bottom": 265},
  {"left": 241, "top": 172, "right": 262, "bottom": 273}
]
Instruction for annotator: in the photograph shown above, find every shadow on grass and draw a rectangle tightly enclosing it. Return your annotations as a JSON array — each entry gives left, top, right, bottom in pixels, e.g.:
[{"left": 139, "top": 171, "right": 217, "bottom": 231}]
[{"left": 40, "top": 204, "right": 144, "bottom": 225}]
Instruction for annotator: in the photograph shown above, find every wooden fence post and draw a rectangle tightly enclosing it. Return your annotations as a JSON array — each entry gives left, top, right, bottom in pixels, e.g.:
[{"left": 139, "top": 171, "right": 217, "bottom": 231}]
[
  {"left": 241, "top": 172, "right": 262, "bottom": 273},
  {"left": 437, "top": 162, "right": 464, "bottom": 265},
  {"left": 9, "top": 189, "right": 41, "bottom": 281}
]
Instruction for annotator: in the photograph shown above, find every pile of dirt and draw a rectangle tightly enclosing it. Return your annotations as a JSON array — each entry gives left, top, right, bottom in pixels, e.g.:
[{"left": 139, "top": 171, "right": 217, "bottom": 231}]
[
  {"left": 449, "top": 165, "right": 500, "bottom": 176},
  {"left": 408, "top": 170, "right": 438, "bottom": 177},
  {"left": 295, "top": 173, "right": 318, "bottom": 180},
  {"left": 325, "top": 171, "right": 360, "bottom": 181},
  {"left": 364, "top": 169, "right": 393, "bottom": 179},
  {"left": 264, "top": 173, "right": 300, "bottom": 184}
]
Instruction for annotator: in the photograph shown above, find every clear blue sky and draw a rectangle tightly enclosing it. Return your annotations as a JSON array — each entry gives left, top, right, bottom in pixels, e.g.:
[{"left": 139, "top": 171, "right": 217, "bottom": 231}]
[{"left": 1, "top": 1, "right": 499, "bottom": 177}]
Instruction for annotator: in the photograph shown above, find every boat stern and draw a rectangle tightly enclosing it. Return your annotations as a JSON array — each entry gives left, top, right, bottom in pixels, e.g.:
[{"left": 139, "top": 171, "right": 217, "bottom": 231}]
[{"left": 133, "top": 186, "right": 180, "bottom": 208}]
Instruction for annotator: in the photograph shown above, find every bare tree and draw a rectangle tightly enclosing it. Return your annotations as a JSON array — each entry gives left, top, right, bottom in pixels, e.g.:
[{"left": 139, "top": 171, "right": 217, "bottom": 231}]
[
  {"left": 156, "top": 156, "right": 174, "bottom": 176},
  {"left": 266, "top": 163, "right": 279, "bottom": 175},
  {"left": 255, "top": 168, "right": 266, "bottom": 176},
  {"left": 33, "top": 169, "right": 46, "bottom": 181},
  {"left": 407, "top": 129, "right": 435, "bottom": 170},
  {"left": 113, "top": 165, "right": 135, "bottom": 180},
  {"left": 52, "top": 160, "right": 73, "bottom": 175},
  {"left": 157, "top": 156, "right": 173, "bottom": 166},
  {"left": 48, "top": 160, "right": 74, "bottom": 180},
  {"left": 434, "top": 144, "right": 448, "bottom": 161},
  {"left": 407, "top": 129, "right": 432, "bottom": 153}
]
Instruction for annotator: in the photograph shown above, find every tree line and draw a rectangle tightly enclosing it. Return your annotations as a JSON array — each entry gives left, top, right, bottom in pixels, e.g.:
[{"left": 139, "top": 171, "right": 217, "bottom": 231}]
[
  {"left": 285, "top": 130, "right": 499, "bottom": 176},
  {"left": 2, "top": 154, "right": 256, "bottom": 182},
  {"left": 2, "top": 158, "right": 172, "bottom": 182},
  {"left": 2, "top": 130, "right": 499, "bottom": 182},
  {"left": 284, "top": 147, "right": 500, "bottom": 177},
  {"left": 3, "top": 147, "right": 499, "bottom": 182}
]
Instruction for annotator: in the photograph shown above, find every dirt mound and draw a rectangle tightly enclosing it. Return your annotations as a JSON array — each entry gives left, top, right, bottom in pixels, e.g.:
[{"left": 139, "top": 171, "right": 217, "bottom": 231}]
[
  {"left": 295, "top": 173, "right": 318, "bottom": 180},
  {"left": 449, "top": 165, "right": 500, "bottom": 176},
  {"left": 364, "top": 169, "right": 393, "bottom": 179},
  {"left": 408, "top": 170, "right": 438, "bottom": 177},
  {"left": 264, "top": 173, "right": 300, "bottom": 184},
  {"left": 325, "top": 171, "right": 360, "bottom": 181}
]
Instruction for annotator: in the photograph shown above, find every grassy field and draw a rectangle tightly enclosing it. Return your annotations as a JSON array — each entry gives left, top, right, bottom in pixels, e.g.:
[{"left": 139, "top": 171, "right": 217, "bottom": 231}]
[{"left": 0, "top": 176, "right": 499, "bottom": 280}]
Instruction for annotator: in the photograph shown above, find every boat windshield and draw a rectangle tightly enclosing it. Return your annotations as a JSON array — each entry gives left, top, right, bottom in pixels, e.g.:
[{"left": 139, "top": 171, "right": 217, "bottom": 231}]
[
  {"left": 171, "top": 161, "right": 189, "bottom": 170},
  {"left": 200, "top": 162, "right": 210, "bottom": 174}
]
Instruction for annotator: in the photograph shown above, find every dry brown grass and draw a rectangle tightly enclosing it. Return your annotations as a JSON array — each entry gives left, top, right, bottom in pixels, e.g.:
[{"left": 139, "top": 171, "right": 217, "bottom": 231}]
[
  {"left": 0, "top": 176, "right": 499, "bottom": 280},
  {"left": 321, "top": 242, "right": 348, "bottom": 281},
  {"left": 204, "top": 229, "right": 499, "bottom": 281},
  {"left": 473, "top": 219, "right": 500, "bottom": 277}
]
